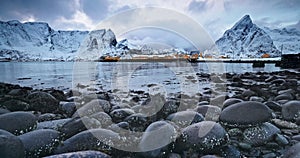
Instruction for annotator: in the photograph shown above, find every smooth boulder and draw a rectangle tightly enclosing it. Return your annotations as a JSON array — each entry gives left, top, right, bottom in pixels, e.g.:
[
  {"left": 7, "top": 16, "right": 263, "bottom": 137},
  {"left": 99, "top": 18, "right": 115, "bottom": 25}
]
[
  {"left": 282, "top": 100, "right": 300, "bottom": 121},
  {"left": 18, "top": 129, "right": 60, "bottom": 157},
  {"left": 175, "top": 121, "right": 228, "bottom": 152},
  {"left": 220, "top": 101, "right": 272, "bottom": 127},
  {"left": 44, "top": 151, "right": 111, "bottom": 158},
  {"left": 27, "top": 91, "right": 59, "bottom": 113},
  {"left": 0, "top": 112, "right": 37, "bottom": 135},
  {"left": 0, "top": 129, "right": 25, "bottom": 158}
]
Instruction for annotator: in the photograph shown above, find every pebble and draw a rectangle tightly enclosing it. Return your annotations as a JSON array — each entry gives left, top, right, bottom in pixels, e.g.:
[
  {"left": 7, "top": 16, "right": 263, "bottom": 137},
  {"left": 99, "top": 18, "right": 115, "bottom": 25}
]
[
  {"left": 110, "top": 108, "right": 135, "bottom": 123},
  {"left": 282, "top": 100, "right": 300, "bottom": 121},
  {"left": 272, "top": 119, "right": 298, "bottom": 129},
  {"left": 275, "top": 134, "right": 289, "bottom": 145},
  {"left": 89, "top": 112, "right": 113, "bottom": 128},
  {"left": 37, "top": 118, "right": 71, "bottom": 130},
  {"left": 220, "top": 101, "right": 272, "bottom": 127},
  {"left": 166, "top": 111, "right": 204, "bottom": 127},
  {"left": 283, "top": 142, "right": 300, "bottom": 158},
  {"left": 175, "top": 121, "right": 229, "bottom": 152},
  {"left": 1, "top": 99, "right": 30, "bottom": 111},
  {"left": 194, "top": 105, "right": 221, "bottom": 121},
  {"left": 0, "top": 111, "right": 37, "bottom": 135},
  {"left": 139, "top": 121, "right": 177, "bottom": 157},
  {"left": 124, "top": 113, "right": 148, "bottom": 131},
  {"left": 222, "top": 98, "right": 243, "bottom": 109},
  {"left": 73, "top": 99, "right": 111, "bottom": 117},
  {"left": 243, "top": 122, "right": 280, "bottom": 146},
  {"left": 54, "top": 129, "right": 119, "bottom": 155},
  {"left": 0, "top": 108, "right": 10, "bottom": 115},
  {"left": 265, "top": 101, "right": 282, "bottom": 111}
]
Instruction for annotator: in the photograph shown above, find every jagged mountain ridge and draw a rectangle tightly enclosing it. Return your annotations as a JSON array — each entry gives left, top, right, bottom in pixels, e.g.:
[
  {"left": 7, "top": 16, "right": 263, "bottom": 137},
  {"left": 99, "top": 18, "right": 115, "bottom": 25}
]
[
  {"left": 0, "top": 20, "right": 120, "bottom": 61},
  {"left": 215, "top": 15, "right": 281, "bottom": 58}
]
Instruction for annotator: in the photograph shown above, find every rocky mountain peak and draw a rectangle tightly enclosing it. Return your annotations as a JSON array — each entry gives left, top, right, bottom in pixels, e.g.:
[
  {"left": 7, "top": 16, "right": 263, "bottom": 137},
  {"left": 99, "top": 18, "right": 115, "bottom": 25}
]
[{"left": 232, "top": 15, "right": 253, "bottom": 30}]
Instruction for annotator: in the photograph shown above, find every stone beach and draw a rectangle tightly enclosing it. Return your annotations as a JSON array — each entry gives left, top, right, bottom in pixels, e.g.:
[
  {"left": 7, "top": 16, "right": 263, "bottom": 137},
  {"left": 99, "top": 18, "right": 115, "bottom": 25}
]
[{"left": 0, "top": 69, "right": 300, "bottom": 158}]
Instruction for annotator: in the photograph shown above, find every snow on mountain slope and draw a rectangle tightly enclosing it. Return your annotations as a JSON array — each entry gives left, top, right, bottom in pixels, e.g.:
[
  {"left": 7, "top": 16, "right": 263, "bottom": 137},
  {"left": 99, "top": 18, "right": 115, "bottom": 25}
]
[
  {"left": 215, "top": 15, "right": 281, "bottom": 58},
  {"left": 263, "top": 27, "right": 300, "bottom": 54},
  {"left": 0, "top": 20, "right": 122, "bottom": 61}
]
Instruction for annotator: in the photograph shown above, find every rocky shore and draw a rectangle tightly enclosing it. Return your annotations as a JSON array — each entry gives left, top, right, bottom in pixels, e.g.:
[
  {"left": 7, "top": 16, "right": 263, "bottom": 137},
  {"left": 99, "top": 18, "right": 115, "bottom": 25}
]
[{"left": 1, "top": 69, "right": 300, "bottom": 158}]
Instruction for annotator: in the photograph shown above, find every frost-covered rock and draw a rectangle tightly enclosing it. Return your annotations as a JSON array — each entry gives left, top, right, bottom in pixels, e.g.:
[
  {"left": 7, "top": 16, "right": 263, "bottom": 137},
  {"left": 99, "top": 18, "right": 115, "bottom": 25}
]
[{"left": 214, "top": 15, "right": 280, "bottom": 58}]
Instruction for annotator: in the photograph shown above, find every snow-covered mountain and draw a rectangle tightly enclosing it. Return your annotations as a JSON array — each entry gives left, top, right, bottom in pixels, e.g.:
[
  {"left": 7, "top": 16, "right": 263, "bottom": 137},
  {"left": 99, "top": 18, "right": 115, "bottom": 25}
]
[
  {"left": 215, "top": 15, "right": 281, "bottom": 58},
  {"left": 0, "top": 20, "right": 123, "bottom": 61},
  {"left": 263, "top": 27, "right": 300, "bottom": 54}
]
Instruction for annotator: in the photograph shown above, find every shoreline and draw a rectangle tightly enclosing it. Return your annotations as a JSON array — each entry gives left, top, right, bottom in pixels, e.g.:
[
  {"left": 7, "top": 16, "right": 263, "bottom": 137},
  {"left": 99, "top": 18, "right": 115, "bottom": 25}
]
[{"left": 0, "top": 70, "right": 300, "bottom": 157}]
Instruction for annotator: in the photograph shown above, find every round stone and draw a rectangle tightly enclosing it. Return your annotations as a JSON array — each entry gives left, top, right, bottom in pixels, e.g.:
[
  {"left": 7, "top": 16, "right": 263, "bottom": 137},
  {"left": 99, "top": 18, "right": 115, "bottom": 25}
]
[
  {"left": 0, "top": 112, "right": 37, "bottom": 135},
  {"left": 59, "top": 102, "right": 77, "bottom": 117},
  {"left": 73, "top": 99, "right": 111, "bottom": 117},
  {"left": 222, "top": 98, "right": 243, "bottom": 109},
  {"left": 274, "top": 93, "right": 293, "bottom": 101},
  {"left": 243, "top": 123, "right": 280, "bottom": 146},
  {"left": 59, "top": 117, "right": 101, "bottom": 139},
  {"left": 0, "top": 129, "right": 25, "bottom": 158},
  {"left": 139, "top": 121, "right": 177, "bottom": 158},
  {"left": 219, "top": 101, "right": 272, "bottom": 127},
  {"left": 44, "top": 151, "right": 111, "bottom": 158},
  {"left": 27, "top": 91, "right": 59, "bottom": 113},
  {"left": 18, "top": 129, "right": 60, "bottom": 157},
  {"left": 194, "top": 105, "right": 221, "bottom": 121},
  {"left": 89, "top": 112, "right": 113, "bottom": 127},
  {"left": 124, "top": 113, "right": 148, "bottom": 132},
  {"left": 175, "top": 121, "right": 228, "bottom": 152},
  {"left": 1, "top": 99, "right": 30, "bottom": 111},
  {"left": 166, "top": 111, "right": 204, "bottom": 127},
  {"left": 0, "top": 108, "right": 10, "bottom": 115},
  {"left": 37, "top": 118, "right": 71, "bottom": 130},
  {"left": 265, "top": 101, "right": 282, "bottom": 111},
  {"left": 54, "top": 129, "right": 119, "bottom": 155},
  {"left": 156, "top": 100, "right": 179, "bottom": 119},
  {"left": 282, "top": 100, "right": 300, "bottom": 121},
  {"left": 109, "top": 108, "right": 135, "bottom": 123}
]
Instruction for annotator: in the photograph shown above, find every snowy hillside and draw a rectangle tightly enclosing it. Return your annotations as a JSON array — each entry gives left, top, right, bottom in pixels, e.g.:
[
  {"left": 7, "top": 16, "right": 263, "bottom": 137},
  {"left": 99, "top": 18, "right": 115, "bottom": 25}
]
[
  {"left": 215, "top": 15, "right": 281, "bottom": 58},
  {"left": 0, "top": 20, "right": 123, "bottom": 61},
  {"left": 263, "top": 27, "right": 300, "bottom": 54}
]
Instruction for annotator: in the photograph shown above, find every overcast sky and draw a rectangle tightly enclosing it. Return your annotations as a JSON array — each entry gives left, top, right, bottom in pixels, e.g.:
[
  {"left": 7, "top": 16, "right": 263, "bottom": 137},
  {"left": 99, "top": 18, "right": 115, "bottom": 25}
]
[{"left": 0, "top": 0, "right": 299, "bottom": 49}]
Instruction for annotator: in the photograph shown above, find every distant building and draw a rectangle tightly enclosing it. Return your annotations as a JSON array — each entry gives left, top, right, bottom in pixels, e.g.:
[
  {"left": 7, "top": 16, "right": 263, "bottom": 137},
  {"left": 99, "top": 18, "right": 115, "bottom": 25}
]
[{"left": 280, "top": 53, "right": 300, "bottom": 68}]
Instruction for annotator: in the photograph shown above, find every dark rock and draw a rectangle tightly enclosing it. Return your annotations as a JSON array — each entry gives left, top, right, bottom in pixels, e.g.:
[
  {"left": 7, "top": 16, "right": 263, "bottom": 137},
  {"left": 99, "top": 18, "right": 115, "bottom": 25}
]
[
  {"left": 38, "top": 113, "right": 58, "bottom": 122},
  {"left": 27, "top": 91, "right": 59, "bottom": 113},
  {"left": 241, "top": 90, "right": 256, "bottom": 98},
  {"left": 0, "top": 112, "right": 37, "bottom": 135},
  {"left": 139, "top": 121, "right": 177, "bottom": 158},
  {"left": 262, "top": 153, "right": 277, "bottom": 158},
  {"left": 271, "top": 79, "right": 285, "bottom": 85},
  {"left": 282, "top": 100, "right": 300, "bottom": 121},
  {"left": 54, "top": 129, "right": 119, "bottom": 155},
  {"left": 49, "top": 89, "right": 66, "bottom": 101},
  {"left": 194, "top": 105, "right": 221, "bottom": 121},
  {"left": 156, "top": 100, "right": 179, "bottom": 119},
  {"left": 198, "top": 101, "right": 210, "bottom": 106},
  {"left": 243, "top": 123, "right": 280, "bottom": 146},
  {"left": 1, "top": 99, "right": 30, "bottom": 111},
  {"left": 283, "top": 142, "right": 300, "bottom": 158},
  {"left": 8, "top": 88, "right": 29, "bottom": 97},
  {"left": 59, "top": 102, "right": 77, "bottom": 117},
  {"left": 37, "top": 118, "right": 71, "bottom": 130},
  {"left": 222, "top": 98, "right": 243, "bottom": 109},
  {"left": 124, "top": 113, "right": 148, "bottom": 131},
  {"left": 274, "top": 93, "right": 294, "bottom": 101},
  {"left": 272, "top": 119, "right": 298, "bottom": 129},
  {"left": 175, "top": 121, "right": 228, "bottom": 152},
  {"left": 73, "top": 99, "right": 111, "bottom": 117},
  {"left": 265, "top": 101, "right": 282, "bottom": 111},
  {"left": 227, "top": 128, "right": 243, "bottom": 137},
  {"left": 107, "top": 122, "right": 130, "bottom": 133},
  {"left": 89, "top": 112, "right": 113, "bottom": 127},
  {"left": 59, "top": 117, "right": 101, "bottom": 139},
  {"left": 44, "top": 151, "right": 111, "bottom": 158},
  {"left": 292, "top": 135, "right": 300, "bottom": 141},
  {"left": 275, "top": 134, "right": 289, "bottom": 145},
  {"left": 18, "top": 129, "right": 60, "bottom": 157},
  {"left": 110, "top": 108, "right": 135, "bottom": 123},
  {"left": 219, "top": 101, "right": 272, "bottom": 127},
  {"left": 166, "top": 111, "right": 204, "bottom": 127},
  {"left": 238, "top": 142, "right": 252, "bottom": 150},
  {"left": 249, "top": 96, "right": 264, "bottom": 102},
  {"left": 0, "top": 129, "right": 25, "bottom": 158}
]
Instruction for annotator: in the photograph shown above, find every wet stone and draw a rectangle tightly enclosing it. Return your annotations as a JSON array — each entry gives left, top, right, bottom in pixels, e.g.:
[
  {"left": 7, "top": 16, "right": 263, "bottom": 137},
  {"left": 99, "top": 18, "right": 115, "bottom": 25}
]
[
  {"left": 265, "top": 101, "right": 282, "bottom": 111},
  {"left": 110, "top": 108, "right": 135, "bottom": 123},
  {"left": 243, "top": 122, "right": 280, "bottom": 146},
  {"left": 175, "top": 121, "right": 229, "bottom": 153},
  {"left": 124, "top": 113, "right": 148, "bottom": 132},
  {"left": 0, "top": 129, "right": 25, "bottom": 158},
  {"left": 166, "top": 111, "right": 204, "bottom": 127},
  {"left": 0, "top": 111, "right": 37, "bottom": 135},
  {"left": 89, "top": 112, "right": 113, "bottom": 128},
  {"left": 73, "top": 99, "right": 111, "bottom": 117},
  {"left": 194, "top": 105, "right": 221, "bottom": 122},
  {"left": 1, "top": 99, "right": 30, "bottom": 111},
  {"left": 18, "top": 129, "right": 60, "bottom": 158},
  {"left": 222, "top": 98, "right": 243, "bottom": 109},
  {"left": 282, "top": 100, "right": 300, "bottom": 121},
  {"left": 27, "top": 91, "right": 59, "bottom": 113},
  {"left": 220, "top": 101, "right": 272, "bottom": 127},
  {"left": 283, "top": 142, "right": 300, "bottom": 158}
]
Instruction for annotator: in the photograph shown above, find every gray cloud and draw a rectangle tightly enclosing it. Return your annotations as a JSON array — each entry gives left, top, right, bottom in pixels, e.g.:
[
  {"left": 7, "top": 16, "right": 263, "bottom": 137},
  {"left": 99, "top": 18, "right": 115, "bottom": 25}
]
[
  {"left": 188, "top": 0, "right": 208, "bottom": 13},
  {"left": 80, "top": 0, "right": 109, "bottom": 22},
  {"left": 0, "top": 0, "right": 76, "bottom": 21}
]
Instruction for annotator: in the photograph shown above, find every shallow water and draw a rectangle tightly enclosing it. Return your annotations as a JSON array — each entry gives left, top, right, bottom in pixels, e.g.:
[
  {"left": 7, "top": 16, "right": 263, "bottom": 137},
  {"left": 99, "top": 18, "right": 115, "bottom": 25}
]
[{"left": 0, "top": 62, "right": 281, "bottom": 93}]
